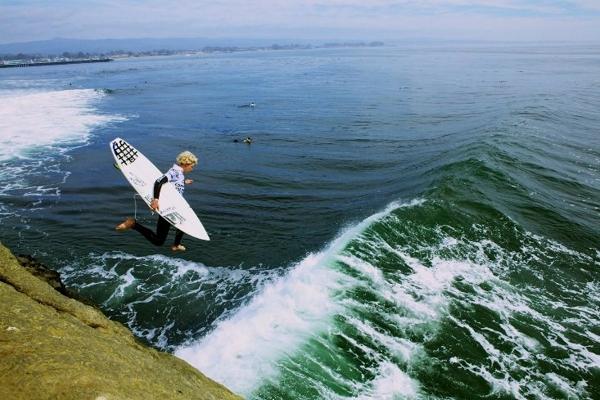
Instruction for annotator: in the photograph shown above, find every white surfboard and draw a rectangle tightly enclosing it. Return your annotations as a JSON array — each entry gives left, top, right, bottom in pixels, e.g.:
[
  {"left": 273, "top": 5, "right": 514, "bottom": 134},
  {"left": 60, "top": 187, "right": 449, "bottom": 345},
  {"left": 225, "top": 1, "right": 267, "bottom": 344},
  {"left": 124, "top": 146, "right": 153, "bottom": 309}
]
[{"left": 110, "top": 137, "right": 210, "bottom": 241}]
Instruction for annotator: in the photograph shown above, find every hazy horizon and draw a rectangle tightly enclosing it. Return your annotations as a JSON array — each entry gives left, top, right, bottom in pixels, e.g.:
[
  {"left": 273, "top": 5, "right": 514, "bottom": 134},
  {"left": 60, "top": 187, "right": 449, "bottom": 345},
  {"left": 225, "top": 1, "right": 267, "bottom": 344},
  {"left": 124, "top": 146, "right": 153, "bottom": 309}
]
[{"left": 2, "top": 0, "right": 600, "bottom": 46}]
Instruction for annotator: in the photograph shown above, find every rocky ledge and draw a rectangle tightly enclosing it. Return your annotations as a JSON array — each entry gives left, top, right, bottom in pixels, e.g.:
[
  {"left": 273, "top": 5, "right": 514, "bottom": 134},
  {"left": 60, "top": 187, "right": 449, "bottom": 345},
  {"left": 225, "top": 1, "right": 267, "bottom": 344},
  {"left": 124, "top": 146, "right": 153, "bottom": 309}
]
[{"left": 0, "top": 242, "right": 242, "bottom": 400}]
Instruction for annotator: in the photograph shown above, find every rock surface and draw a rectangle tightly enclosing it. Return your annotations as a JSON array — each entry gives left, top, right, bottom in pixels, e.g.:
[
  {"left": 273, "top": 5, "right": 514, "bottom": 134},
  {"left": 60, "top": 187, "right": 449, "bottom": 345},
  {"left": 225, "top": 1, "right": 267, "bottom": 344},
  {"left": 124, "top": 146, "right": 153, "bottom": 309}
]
[{"left": 0, "top": 242, "right": 242, "bottom": 400}]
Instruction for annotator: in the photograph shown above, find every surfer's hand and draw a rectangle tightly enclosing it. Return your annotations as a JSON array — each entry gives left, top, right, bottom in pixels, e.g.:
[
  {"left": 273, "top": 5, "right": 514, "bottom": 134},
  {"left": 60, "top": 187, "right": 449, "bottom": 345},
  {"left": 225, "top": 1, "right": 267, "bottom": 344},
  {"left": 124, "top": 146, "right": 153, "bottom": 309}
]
[
  {"left": 185, "top": 179, "right": 193, "bottom": 184},
  {"left": 150, "top": 198, "right": 159, "bottom": 211}
]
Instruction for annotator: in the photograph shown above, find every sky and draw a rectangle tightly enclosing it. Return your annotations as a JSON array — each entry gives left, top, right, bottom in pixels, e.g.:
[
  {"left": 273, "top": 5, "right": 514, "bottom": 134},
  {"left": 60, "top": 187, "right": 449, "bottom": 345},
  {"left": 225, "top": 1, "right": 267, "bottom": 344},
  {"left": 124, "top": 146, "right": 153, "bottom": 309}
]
[{"left": 1, "top": 0, "right": 600, "bottom": 44}]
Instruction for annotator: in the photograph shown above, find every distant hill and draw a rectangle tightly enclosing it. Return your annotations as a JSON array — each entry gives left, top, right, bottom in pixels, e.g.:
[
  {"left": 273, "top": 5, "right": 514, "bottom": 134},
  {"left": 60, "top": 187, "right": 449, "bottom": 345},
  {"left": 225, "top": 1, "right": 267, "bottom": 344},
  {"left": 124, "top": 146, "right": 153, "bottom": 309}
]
[{"left": 0, "top": 37, "right": 308, "bottom": 56}]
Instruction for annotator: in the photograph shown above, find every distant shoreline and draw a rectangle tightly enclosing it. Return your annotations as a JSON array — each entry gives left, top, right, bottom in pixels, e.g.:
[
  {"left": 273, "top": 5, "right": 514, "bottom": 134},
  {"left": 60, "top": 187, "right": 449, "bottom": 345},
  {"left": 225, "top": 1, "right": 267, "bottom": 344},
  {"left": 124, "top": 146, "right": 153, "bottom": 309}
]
[
  {"left": 0, "top": 41, "right": 384, "bottom": 67},
  {"left": 0, "top": 58, "right": 113, "bottom": 68}
]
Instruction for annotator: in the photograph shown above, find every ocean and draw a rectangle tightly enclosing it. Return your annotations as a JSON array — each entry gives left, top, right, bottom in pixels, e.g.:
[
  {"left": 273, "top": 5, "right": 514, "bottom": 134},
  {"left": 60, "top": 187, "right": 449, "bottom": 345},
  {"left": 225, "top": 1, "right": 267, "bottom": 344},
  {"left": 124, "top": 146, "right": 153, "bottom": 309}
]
[{"left": 0, "top": 44, "right": 598, "bottom": 399}]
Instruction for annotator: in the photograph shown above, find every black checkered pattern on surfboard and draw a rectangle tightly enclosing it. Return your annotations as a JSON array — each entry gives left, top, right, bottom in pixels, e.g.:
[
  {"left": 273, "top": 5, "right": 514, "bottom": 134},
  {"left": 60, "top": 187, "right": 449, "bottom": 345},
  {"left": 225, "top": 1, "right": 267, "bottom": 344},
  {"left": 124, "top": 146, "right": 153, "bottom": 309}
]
[{"left": 112, "top": 140, "right": 139, "bottom": 166}]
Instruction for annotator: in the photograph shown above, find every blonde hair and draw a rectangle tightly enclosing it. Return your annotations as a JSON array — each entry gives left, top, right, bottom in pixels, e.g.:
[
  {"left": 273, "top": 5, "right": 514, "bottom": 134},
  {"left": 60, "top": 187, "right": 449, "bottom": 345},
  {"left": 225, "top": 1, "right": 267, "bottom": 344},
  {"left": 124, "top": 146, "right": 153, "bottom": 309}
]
[{"left": 176, "top": 151, "right": 198, "bottom": 166}]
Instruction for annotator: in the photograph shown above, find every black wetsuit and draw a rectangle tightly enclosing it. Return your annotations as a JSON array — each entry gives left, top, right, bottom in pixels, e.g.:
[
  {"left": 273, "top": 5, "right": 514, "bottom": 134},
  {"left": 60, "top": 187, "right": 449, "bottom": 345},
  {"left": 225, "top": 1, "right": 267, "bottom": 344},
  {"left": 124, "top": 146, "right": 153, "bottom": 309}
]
[{"left": 133, "top": 165, "right": 185, "bottom": 246}]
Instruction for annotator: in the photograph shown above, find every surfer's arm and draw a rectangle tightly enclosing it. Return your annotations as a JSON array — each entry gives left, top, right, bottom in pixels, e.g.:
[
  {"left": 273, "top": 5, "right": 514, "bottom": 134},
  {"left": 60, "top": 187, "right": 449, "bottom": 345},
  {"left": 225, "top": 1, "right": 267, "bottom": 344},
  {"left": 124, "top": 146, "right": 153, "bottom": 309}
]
[
  {"left": 151, "top": 175, "right": 169, "bottom": 210},
  {"left": 153, "top": 175, "right": 168, "bottom": 199}
]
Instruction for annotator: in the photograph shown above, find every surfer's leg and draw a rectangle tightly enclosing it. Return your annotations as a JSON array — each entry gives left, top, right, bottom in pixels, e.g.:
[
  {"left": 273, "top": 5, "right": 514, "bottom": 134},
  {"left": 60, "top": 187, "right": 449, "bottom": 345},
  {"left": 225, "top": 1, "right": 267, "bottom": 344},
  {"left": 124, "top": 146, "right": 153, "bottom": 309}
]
[
  {"left": 174, "top": 230, "right": 184, "bottom": 246},
  {"left": 171, "top": 230, "right": 186, "bottom": 251},
  {"left": 115, "top": 217, "right": 135, "bottom": 231},
  {"left": 155, "top": 217, "right": 172, "bottom": 245},
  {"left": 133, "top": 217, "right": 171, "bottom": 246}
]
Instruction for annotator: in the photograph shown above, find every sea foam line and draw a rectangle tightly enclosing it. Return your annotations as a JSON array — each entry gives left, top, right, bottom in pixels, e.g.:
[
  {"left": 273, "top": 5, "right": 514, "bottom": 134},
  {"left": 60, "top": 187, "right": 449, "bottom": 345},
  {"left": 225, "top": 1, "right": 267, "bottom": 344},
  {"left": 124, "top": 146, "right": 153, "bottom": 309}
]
[
  {"left": 0, "top": 88, "right": 123, "bottom": 162},
  {"left": 0, "top": 88, "right": 125, "bottom": 201}
]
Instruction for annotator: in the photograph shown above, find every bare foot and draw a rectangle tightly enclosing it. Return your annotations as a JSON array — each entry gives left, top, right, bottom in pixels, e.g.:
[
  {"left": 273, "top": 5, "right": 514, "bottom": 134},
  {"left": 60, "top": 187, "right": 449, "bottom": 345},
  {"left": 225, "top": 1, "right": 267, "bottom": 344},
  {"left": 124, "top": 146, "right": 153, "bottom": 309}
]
[
  {"left": 171, "top": 244, "right": 186, "bottom": 252},
  {"left": 115, "top": 217, "right": 135, "bottom": 231}
]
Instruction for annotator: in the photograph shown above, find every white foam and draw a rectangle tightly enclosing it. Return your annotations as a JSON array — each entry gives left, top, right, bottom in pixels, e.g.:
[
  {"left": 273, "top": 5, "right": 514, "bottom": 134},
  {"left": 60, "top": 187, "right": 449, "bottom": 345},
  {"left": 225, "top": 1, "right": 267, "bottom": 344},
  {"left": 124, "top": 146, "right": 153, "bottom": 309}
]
[
  {"left": 175, "top": 245, "right": 348, "bottom": 394},
  {"left": 355, "top": 362, "right": 419, "bottom": 400},
  {"left": 175, "top": 200, "right": 425, "bottom": 395},
  {"left": 0, "top": 88, "right": 124, "bottom": 162},
  {"left": 336, "top": 242, "right": 500, "bottom": 399},
  {"left": 346, "top": 316, "right": 416, "bottom": 364},
  {"left": 0, "top": 88, "right": 125, "bottom": 201},
  {"left": 63, "top": 251, "right": 258, "bottom": 296},
  {"left": 429, "top": 238, "right": 599, "bottom": 400},
  {"left": 545, "top": 373, "right": 586, "bottom": 399},
  {"left": 104, "top": 267, "right": 136, "bottom": 304},
  {"left": 339, "top": 213, "right": 600, "bottom": 399},
  {"left": 337, "top": 254, "right": 385, "bottom": 286},
  {"left": 382, "top": 251, "right": 491, "bottom": 320}
]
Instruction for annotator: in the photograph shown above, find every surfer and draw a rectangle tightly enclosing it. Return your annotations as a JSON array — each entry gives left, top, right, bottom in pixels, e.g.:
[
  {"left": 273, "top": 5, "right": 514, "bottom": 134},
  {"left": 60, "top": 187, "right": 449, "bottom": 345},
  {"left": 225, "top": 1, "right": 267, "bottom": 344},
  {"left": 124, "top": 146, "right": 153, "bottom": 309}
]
[{"left": 115, "top": 151, "right": 198, "bottom": 252}]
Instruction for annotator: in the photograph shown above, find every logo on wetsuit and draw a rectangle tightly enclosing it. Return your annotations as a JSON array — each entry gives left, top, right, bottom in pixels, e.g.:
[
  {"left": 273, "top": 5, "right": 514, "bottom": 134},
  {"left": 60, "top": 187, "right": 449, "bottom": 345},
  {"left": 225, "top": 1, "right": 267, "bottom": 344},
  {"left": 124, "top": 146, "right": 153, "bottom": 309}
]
[{"left": 165, "top": 165, "right": 185, "bottom": 194}]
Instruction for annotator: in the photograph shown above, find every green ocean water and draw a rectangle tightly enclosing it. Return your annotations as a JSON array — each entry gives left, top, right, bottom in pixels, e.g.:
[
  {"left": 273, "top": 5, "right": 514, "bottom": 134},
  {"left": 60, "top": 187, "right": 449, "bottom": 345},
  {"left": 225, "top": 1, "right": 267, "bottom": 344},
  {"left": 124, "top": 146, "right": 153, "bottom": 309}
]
[{"left": 0, "top": 44, "right": 598, "bottom": 399}]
